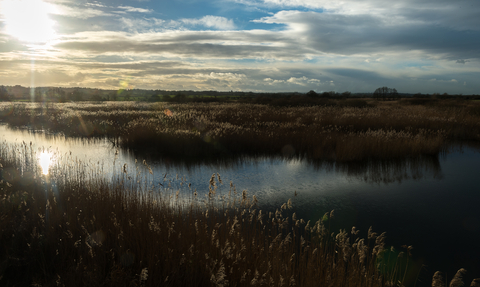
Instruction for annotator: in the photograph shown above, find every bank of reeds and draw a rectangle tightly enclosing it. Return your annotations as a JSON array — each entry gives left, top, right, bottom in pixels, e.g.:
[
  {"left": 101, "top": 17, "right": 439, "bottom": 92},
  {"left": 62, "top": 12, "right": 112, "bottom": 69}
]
[{"left": 1, "top": 100, "right": 480, "bottom": 162}]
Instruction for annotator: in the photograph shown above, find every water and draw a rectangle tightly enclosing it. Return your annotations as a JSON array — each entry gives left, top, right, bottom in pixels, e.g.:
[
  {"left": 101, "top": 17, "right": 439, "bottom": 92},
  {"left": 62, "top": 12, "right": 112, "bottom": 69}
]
[{"left": 1, "top": 124, "right": 479, "bottom": 285}]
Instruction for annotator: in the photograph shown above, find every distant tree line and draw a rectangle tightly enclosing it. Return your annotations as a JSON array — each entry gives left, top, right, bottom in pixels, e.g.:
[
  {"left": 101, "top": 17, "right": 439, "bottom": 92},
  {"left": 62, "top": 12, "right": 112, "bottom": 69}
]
[
  {"left": 373, "top": 87, "right": 399, "bottom": 101},
  {"left": 1, "top": 85, "right": 479, "bottom": 103}
]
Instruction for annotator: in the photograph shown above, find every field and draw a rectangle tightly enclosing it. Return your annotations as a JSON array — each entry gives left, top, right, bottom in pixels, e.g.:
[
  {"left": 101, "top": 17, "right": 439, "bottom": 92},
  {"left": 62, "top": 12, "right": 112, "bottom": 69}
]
[{"left": 1, "top": 99, "right": 480, "bottom": 162}]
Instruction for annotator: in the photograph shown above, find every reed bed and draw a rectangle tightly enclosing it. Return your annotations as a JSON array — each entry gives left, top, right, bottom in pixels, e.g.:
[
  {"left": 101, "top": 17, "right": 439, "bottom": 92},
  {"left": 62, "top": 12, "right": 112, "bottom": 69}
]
[
  {"left": 1, "top": 141, "right": 478, "bottom": 286},
  {"left": 1, "top": 100, "right": 480, "bottom": 161}
]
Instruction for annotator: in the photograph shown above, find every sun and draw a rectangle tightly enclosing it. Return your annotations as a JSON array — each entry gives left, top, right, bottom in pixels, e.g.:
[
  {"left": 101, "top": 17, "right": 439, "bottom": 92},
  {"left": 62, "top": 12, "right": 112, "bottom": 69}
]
[{"left": 1, "top": 0, "right": 56, "bottom": 43}]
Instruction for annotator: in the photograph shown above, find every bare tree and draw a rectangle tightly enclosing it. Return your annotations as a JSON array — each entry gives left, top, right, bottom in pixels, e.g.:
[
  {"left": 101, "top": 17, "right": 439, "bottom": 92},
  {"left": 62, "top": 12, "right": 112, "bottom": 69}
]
[
  {"left": 342, "top": 91, "right": 352, "bottom": 97},
  {"left": 373, "top": 87, "right": 398, "bottom": 101},
  {"left": 306, "top": 90, "right": 318, "bottom": 97}
]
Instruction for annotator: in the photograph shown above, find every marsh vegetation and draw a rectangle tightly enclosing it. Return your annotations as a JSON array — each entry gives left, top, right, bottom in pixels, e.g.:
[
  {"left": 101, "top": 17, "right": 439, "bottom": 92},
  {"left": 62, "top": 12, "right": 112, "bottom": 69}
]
[
  {"left": 1, "top": 99, "right": 480, "bottom": 162},
  {"left": 1, "top": 99, "right": 480, "bottom": 286}
]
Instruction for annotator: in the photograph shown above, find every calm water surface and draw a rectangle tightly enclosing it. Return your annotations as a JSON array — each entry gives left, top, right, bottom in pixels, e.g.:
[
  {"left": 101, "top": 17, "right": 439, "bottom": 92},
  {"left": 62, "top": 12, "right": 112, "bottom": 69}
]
[{"left": 1, "top": 124, "right": 479, "bottom": 285}]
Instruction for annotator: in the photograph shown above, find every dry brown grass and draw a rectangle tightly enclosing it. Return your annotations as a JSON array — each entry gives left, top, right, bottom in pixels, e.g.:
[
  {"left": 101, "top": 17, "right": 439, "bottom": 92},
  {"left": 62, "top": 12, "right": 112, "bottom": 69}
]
[{"left": 1, "top": 100, "right": 480, "bottom": 161}]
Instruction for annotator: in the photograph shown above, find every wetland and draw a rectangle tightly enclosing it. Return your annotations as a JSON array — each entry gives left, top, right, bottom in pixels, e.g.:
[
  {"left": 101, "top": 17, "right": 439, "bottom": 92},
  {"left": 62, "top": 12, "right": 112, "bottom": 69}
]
[{"left": 1, "top": 99, "right": 480, "bottom": 286}]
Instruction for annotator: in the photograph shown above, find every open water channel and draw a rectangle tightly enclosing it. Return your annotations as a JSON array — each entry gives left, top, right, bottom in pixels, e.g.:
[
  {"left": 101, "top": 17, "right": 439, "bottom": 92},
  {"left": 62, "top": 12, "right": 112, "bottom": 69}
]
[{"left": 1, "top": 124, "right": 479, "bottom": 285}]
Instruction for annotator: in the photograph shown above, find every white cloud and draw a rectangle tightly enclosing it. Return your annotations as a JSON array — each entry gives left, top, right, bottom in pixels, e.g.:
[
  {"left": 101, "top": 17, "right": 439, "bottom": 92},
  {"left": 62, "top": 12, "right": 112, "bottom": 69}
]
[
  {"left": 117, "top": 5, "right": 153, "bottom": 13},
  {"left": 85, "top": 2, "right": 107, "bottom": 8},
  {"left": 118, "top": 15, "right": 235, "bottom": 32},
  {"left": 51, "top": 4, "right": 111, "bottom": 19},
  {"left": 264, "top": 76, "right": 322, "bottom": 86},
  {"left": 182, "top": 16, "right": 236, "bottom": 30},
  {"left": 428, "top": 78, "right": 460, "bottom": 84},
  {"left": 204, "top": 72, "right": 247, "bottom": 80},
  {"left": 120, "top": 17, "right": 173, "bottom": 32},
  {"left": 286, "top": 76, "right": 308, "bottom": 85}
]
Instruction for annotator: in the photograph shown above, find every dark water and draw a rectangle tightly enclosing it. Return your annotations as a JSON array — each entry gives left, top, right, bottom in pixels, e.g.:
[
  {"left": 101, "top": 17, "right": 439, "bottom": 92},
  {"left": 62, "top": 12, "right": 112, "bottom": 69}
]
[{"left": 1, "top": 125, "right": 479, "bottom": 285}]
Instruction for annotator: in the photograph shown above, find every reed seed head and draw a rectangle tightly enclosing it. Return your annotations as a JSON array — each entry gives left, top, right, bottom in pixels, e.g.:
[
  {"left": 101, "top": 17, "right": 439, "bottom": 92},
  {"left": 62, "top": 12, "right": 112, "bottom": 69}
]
[
  {"left": 450, "top": 268, "right": 467, "bottom": 287},
  {"left": 432, "top": 271, "right": 444, "bottom": 287}
]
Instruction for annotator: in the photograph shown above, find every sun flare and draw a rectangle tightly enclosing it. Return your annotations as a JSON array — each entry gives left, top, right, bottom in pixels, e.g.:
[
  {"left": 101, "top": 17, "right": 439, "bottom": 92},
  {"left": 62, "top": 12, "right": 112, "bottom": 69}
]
[
  {"left": 1, "top": 0, "right": 56, "bottom": 43},
  {"left": 38, "top": 151, "right": 53, "bottom": 175}
]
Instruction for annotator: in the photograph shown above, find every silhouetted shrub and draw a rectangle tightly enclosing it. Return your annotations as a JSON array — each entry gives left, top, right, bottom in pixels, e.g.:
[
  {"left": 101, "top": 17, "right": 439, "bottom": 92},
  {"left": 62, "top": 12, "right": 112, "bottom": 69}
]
[
  {"left": 162, "top": 95, "right": 173, "bottom": 102},
  {"left": 150, "top": 95, "right": 161, "bottom": 102},
  {"left": 338, "top": 99, "right": 369, "bottom": 108}
]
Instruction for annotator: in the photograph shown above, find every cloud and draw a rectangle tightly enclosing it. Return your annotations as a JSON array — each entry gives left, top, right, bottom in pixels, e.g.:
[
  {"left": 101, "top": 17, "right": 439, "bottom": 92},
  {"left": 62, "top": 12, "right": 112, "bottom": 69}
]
[
  {"left": 181, "top": 16, "right": 236, "bottom": 30},
  {"left": 120, "top": 17, "right": 172, "bottom": 32},
  {"left": 255, "top": 10, "right": 480, "bottom": 60},
  {"left": 245, "top": 0, "right": 480, "bottom": 26},
  {"left": 51, "top": 3, "right": 111, "bottom": 19},
  {"left": 263, "top": 76, "right": 324, "bottom": 89},
  {"left": 325, "top": 68, "right": 386, "bottom": 82},
  {"left": 2, "top": 69, "right": 87, "bottom": 87},
  {"left": 104, "top": 78, "right": 121, "bottom": 87},
  {"left": 2, "top": 0, "right": 480, "bottom": 94},
  {"left": 85, "top": 2, "right": 107, "bottom": 8},
  {"left": 428, "top": 78, "right": 459, "bottom": 84},
  {"left": 56, "top": 40, "right": 297, "bottom": 59},
  {"left": 117, "top": 5, "right": 153, "bottom": 13},
  {"left": 287, "top": 76, "right": 319, "bottom": 85},
  {"left": 53, "top": 30, "right": 309, "bottom": 60},
  {"left": 47, "top": 3, "right": 151, "bottom": 20},
  {"left": 46, "top": 16, "right": 480, "bottom": 93},
  {"left": 119, "top": 16, "right": 235, "bottom": 32},
  {"left": 0, "top": 36, "right": 29, "bottom": 52},
  {"left": 75, "top": 60, "right": 193, "bottom": 73}
]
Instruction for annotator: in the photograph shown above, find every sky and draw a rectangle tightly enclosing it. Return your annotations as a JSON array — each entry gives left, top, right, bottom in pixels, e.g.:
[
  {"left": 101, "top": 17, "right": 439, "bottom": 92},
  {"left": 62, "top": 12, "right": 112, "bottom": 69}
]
[{"left": 0, "top": 0, "right": 479, "bottom": 94}]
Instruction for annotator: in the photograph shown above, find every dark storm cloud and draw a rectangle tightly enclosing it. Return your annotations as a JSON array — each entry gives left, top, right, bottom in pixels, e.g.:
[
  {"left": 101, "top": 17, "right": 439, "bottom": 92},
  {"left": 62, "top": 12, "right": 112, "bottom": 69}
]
[{"left": 258, "top": 10, "right": 480, "bottom": 60}]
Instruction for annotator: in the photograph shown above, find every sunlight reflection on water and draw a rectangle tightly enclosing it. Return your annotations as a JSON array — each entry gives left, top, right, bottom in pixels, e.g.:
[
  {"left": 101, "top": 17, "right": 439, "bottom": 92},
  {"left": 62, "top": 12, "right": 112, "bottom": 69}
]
[{"left": 38, "top": 150, "right": 53, "bottom": 175}]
